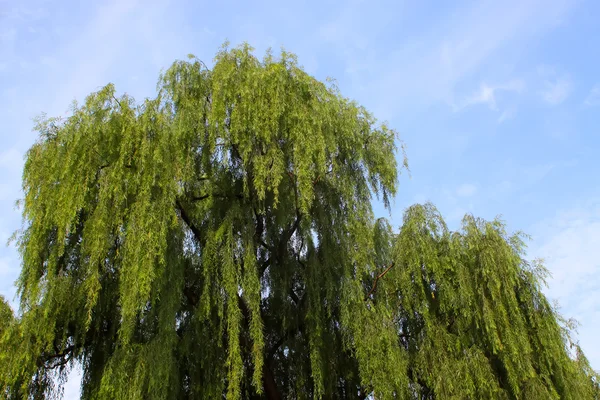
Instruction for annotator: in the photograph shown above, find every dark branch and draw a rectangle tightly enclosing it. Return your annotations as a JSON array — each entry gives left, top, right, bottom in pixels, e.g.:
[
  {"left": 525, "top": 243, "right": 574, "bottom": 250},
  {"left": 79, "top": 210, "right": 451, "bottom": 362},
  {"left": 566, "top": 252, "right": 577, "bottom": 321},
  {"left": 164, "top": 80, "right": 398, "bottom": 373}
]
[
  {"left": 260, "top": 212, "right": 302, "bottom": 278},
  {"left": 358, "top": 388, "right": 372, "bottom": 400},
  {"left": 281, "top": 212, "right": 302, "bottom": 249},
  {"left": 267, "top": 292, "right": 306, "bottom": 361},
  {"left": 254, "top": 208, "right": 275, "bottom": 254},
  {"left": 294, "top": 234, "right": 306, "bottom": 269},
  {"left": 176, "top": 198, "right": 202, "bottom": 242},
  {"left": 96, "top": 163, "right": 133, "bottom": 176},
  {"left": 296, "top": 257, "right": 306, "bottom": 269},
  {"left": 254, "top": 208, "right": 265, "bottom": 239},
  {"left": 288, "top": 289, "right": 300, "bottom": 305},
  {"left": 259, "top": 239, "right": 274, "bottom": 253},
  {"left": 46, "top": 353, "right": 73, "bottom": 370},
  {"left": 364, "top": 263, "right": 395, "bottom": 301},
  {"left": 111, "top": 94, "right": 123, "bottom": 109},
  {"left": 39, "top": 345, "right": 76, "bottom": 370},
  {"left": 231, "top": 143, "right": 243, "bottom": 162},
  {"left": 259, "top": 257, "right": 271, "bottom": 276},
  {"left": 267, "top": 321, "right": 304, "bottom": 362},
  {"left": 189, "top": 192, "right": 243, "bottom": 202}
]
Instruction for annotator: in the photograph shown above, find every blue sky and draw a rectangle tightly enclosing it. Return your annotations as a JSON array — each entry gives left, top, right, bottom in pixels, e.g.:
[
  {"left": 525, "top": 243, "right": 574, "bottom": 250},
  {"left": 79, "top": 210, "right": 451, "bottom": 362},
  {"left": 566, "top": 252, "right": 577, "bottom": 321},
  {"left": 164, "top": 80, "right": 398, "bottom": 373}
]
[{"left": 1, "top": 0, "right": 599, "bottom": 396}]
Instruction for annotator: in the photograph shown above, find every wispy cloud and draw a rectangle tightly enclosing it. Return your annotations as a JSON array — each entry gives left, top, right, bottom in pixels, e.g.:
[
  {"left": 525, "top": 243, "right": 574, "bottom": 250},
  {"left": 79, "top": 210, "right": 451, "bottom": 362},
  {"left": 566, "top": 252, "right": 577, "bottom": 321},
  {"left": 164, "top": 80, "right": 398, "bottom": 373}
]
[
  {"left": 47, "top": 0, "right": 143, "bottom": 114},
  {"left": 0, "top": 3, "right": 49, "bottom": 69},
  {"left": 458, "top": 84, "right": 498, "bottom": 110},
  {"left": 453, "top": 79, "right": 524, "bottom": 112},
  {"left": 321, "top": 0, "right": 575, "bottom": 119},
  {"left": 529, "top": 198, "right": 600, "bottom": 368},
  {"left": 584, "top": 83, "right": 600, "bottom": 106},
  {"left": 523, "top": 163, "right": 555, "bottom": 183},
  {"left": 541, "top": 78, "right": 572, "bottom": 105},
  {"left": 456, "top": 183, "right": 478, "bottom": 197},
  {"left": 497, "top": 107, "right": 517, "bottom": 123},
  {"left": 538, "top": 66, "right": 573, "bottom": 105},
  {"left": 0, "top": 27, "right": 17, "bottom": 45}
]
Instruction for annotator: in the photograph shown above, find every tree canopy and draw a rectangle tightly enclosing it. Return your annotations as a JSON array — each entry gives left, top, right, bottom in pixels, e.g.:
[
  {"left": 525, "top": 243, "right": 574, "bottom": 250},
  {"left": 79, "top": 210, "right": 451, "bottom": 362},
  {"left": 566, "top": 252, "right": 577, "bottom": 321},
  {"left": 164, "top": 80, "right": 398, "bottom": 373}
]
[{"left": 1, "top": 43, "right": 598, "bottom": 399}]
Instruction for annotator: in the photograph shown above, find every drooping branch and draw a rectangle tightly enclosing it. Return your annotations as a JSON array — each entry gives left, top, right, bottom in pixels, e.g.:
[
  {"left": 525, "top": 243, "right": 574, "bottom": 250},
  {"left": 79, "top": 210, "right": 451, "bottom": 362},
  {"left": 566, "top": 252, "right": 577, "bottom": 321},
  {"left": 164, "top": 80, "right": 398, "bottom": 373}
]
[{"left": 364, "top": 263, "right": 395, "bottom": 301}]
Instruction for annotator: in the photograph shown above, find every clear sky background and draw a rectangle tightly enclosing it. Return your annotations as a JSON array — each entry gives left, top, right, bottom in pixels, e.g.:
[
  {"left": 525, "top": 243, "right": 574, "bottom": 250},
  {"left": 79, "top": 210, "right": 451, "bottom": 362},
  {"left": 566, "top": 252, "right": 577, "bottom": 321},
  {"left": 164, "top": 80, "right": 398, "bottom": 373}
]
[{"left": 1, "top": 0, "right": 599, "bottom": 397}]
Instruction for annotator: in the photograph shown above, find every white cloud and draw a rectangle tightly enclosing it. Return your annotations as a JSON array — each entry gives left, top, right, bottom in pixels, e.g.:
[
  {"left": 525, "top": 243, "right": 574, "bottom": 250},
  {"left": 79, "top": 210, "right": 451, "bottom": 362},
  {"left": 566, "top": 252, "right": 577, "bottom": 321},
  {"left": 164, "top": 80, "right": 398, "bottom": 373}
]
[
  {"left": 497, "top": 107, "right": 517, "bottom": 123},
  {"left": 454, "top": 79, "right": 524, "bottom": 112},
  {"left": 584, "top": 84, "right": 600, "bottom": 107},
  {"left": 523, "top": 163, "right": 554, "bottom": 182},
  {"left": 203, "top": 26, "right": 216, "bottom": 37},
  {"left": 0, "top": 27, "right": 17, "bottom": 44},
  {"left": 456, "top": 183, "right": 478, "bottom": 197},
  {"left": 323, "top": 0, "right": 575, "bottom": 119},
  {"left": 538, "top": 66, "right": 572, "bottom": 105},
  {"left": 541, "top": 77, "right": 572, "bottom": 105},
  {"left": 529, "top": 199, "right": 600, "bottom": 369},
  {"left": 46, "top": 0, "right": 144, "bottom": 114},
  {"left": 461, "top": 83, "right": 498, "bottom": 110},
  {"left": 0, "top": 3, "right": 49, "bottom": 68}
]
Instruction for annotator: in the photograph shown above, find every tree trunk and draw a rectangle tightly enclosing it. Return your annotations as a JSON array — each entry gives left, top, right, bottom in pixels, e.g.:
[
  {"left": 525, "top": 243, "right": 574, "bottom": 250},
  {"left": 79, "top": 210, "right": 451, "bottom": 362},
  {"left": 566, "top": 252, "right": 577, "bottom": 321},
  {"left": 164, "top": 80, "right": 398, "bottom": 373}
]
[{"left": 262, "top": 362, "right": 281, "bottom": 400}]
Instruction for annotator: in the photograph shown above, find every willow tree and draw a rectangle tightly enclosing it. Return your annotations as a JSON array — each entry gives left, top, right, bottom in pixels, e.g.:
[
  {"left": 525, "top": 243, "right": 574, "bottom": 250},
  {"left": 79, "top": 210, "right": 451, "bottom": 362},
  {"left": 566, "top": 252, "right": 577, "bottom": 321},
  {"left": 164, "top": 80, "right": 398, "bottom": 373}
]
[{"left": 1, "top": 43, "right": 598, "bottom": 399}]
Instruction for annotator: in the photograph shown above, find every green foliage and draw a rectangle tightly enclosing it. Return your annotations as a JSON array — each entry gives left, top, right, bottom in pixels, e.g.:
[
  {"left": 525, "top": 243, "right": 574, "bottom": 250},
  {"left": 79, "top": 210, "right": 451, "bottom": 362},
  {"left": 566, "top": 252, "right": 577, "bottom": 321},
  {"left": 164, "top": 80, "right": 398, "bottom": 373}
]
[{"left": 1, "top": 43, "right": 598, "bottom": 399}]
